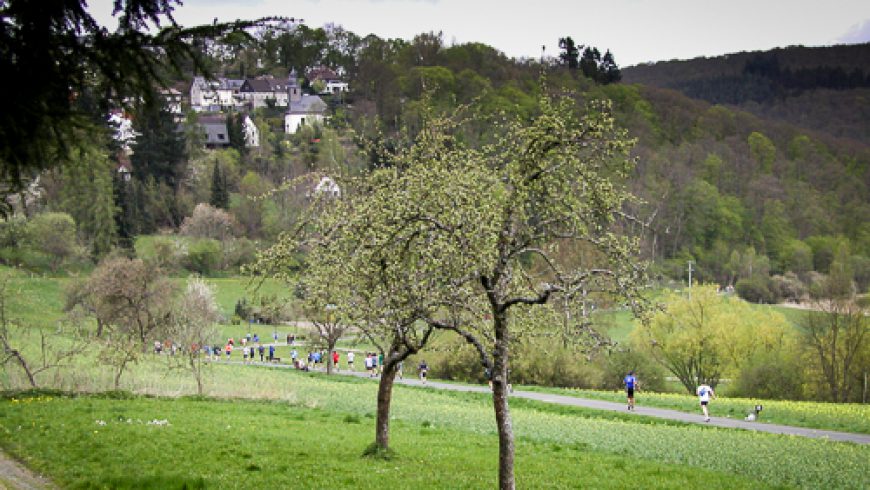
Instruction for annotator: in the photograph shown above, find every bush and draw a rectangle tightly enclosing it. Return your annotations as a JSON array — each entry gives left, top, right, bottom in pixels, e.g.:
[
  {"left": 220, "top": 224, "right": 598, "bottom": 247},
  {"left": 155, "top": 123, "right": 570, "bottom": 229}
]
[
  {"left": 180, "top": 203, "right": 238, "bottom": 241},
  {"left": 736, "top": 276, "right": 779, "bottom": 304},
  {"left": 595, "top": 349, "right": 667, "bottom": 392},
  {"left": 185, "top": 239, "right": 222, "bottom": 275},
  {"left": 732, "top": 351, "right": 804, "bottom": 400},
  {"left": 24, "top": 212, "right": 86, "bottom": 272},
  {"left": 769, "top": 273, "right": 807, "bottom": 302},
  {"left": 221, "top": 238, "right": 258, "bottom": 271},
  {"left": 140, "top": 236, "right": 186, "bottom": 272}
]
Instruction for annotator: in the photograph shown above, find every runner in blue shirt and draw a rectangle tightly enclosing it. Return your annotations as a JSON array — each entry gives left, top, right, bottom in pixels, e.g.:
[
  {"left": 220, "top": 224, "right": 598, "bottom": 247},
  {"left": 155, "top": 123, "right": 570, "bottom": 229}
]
[{"left": 623, "top": 371, "right": 638, "bottom": 411}]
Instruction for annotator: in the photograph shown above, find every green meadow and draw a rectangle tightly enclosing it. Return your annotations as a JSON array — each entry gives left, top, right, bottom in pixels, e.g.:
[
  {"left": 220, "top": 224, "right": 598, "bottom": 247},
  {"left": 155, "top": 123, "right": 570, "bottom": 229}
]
[
  {"left": 2, "top": 365, "right": 869, "bottom": 489},
  {"left": 2, "top": 271, "right": 869, "bottom": 489}
]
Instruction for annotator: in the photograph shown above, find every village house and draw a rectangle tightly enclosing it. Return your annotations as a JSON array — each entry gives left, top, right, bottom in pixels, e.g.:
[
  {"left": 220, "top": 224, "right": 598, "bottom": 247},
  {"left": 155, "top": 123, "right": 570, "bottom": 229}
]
[
  {"left": 238, "top": 76, "right": 290, "bottom": 109},
  {"left": 198, "top": 115, "right": 231, "bottom": 148},
  {"left": 284, "top": 69, "right": 328, "bottom": 134},
  {"left": 189, "top": 76, "right": 245, "bottom": 111},
  {"left": 306, "top": 66, "right": 349, "bottom": 95}
]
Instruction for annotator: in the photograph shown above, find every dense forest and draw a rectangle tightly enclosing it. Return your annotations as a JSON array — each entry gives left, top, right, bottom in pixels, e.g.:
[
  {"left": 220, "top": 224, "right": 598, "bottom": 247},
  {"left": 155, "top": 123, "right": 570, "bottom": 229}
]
[
  {"left": 623, "top": 43, "right": 870, "bottom": 144},
  {"left": 2, "top": 22, "right": 869, "bottom": 307}
]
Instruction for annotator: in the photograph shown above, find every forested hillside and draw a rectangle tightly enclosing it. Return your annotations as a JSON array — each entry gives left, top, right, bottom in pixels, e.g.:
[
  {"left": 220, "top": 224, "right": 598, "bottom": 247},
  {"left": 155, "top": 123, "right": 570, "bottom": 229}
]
[
  {"left": 622, "top": 43, "right": 870, "bottom": 144},
  {"left": 2, "top": 24, "right": 869, "bottom": 306}
]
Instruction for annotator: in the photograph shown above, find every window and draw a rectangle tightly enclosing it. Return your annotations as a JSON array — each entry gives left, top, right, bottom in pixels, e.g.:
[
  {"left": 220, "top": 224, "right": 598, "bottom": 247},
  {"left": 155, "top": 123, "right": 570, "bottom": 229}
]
[{"left": 217, "top": 134, "right": 225, "bottom": 140}]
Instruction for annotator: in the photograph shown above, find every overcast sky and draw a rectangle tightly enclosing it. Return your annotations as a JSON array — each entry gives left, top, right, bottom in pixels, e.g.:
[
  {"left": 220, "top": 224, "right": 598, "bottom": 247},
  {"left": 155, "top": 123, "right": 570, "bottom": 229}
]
[{"left": 90, "top": 0, "right": 870, "bottom": 67}]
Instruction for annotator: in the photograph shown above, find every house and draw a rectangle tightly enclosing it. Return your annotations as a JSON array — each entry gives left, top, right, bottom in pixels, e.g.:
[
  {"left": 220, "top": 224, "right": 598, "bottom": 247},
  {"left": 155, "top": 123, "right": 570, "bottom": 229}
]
[
  {"left": 284, "top": 70, "right": 327, "bottom": 134},
  {"left": 116, "top": 152, "right": 132, "bottom": 182},
  {"left": 190, "top": 76, "right": 245, "bottom": 111},
  {"left": 159, "top": 87, "right": 185, "bottom": 118},
  {"left": 238, "top": 76, "right": 290, "bottom": 109},
  {"left": 306, "top": 66, "right": 349, "bottom": 95},
  {"left": 198, "top": 115, "right": 231, "bottom": 148}
]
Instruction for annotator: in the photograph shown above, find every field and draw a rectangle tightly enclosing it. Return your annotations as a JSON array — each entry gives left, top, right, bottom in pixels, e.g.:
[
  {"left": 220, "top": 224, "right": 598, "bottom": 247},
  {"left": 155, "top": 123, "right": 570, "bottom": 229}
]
[
  {"left": 2, "top": 271, "right": 869, "bottom": 488},
  {"left": 1, "top": 365, "right": 869, "bottom": 489}
]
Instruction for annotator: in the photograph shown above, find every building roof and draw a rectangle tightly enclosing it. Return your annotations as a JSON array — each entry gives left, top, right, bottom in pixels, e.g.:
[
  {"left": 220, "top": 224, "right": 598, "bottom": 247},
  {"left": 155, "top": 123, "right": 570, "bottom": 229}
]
[
  {"left": 241, "top": 76, "right": 288, "bottom": 93},
  {"left": 307, "top": 66, "right": 341, "bottom": 82},
  {"left": 287, "top": 95, "right": 327, "bottom": 115},
  {"left": 191, "top": 76, "right": 244, "bottom": 92},
  {"left": 197, "top": 115, "right": 230, "bottom": 146}
]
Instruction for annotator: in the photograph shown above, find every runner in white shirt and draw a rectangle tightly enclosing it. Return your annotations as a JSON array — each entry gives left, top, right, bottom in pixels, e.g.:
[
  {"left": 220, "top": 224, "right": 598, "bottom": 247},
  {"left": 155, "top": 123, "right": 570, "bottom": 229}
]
[{"left": 696, "top": 384, "right": 716, "bottom": 422}]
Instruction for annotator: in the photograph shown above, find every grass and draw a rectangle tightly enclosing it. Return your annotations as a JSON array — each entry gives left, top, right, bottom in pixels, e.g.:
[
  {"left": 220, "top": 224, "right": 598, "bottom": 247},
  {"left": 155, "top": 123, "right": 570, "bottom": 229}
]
[
  {"left": 3, "top": 272, "right": 869, "bottom": 488},
  {"left": 516, "top": 385, "right": 870, "bottom": 435},
  {"left": 3, "top": 362, "right": 869, "bottom": 489},
  {"left": 0, "top": 392, "right": 783, "bottom": 489}
]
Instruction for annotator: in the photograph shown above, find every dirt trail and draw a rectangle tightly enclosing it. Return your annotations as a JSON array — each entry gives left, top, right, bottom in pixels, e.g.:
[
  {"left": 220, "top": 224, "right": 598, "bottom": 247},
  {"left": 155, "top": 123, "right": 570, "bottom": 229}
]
[{"left": 0, "top": 451, "right": 54, "bottom": 490}]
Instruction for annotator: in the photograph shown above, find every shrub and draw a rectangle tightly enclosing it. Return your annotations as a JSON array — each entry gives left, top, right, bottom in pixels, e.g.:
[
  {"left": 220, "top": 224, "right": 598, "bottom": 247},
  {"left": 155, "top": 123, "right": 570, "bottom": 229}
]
[
  {"left": 769, "top": 273, "right": 807, "bottom": 302},
  {"left": 141, "top": 236, "right": 186, "bottom": 273},
  {"left": 180, "top": 203, "right": 238, "bottom": 241},
  {"left": 185, "top": 239, "right": 221, "bottom": 275},
  {"left": 732, "top": 351, "right": 804, "bottom": 400},
  {"left": 24, "top": 212, "right": 86, "bottom": 272},
  {"left": 221, "top": 238, "right": 258, "bottom": 270},
  {"left": 735, "top": 276, "right": 779, "bottom": 304},
  {"left": 595, "top": 349, "right": 666, "bottom": 392}
]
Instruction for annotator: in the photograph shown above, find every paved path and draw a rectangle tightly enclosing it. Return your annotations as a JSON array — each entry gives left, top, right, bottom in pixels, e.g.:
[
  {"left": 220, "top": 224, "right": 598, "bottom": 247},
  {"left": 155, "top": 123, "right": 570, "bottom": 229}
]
[{"left": 231, "top": 359, "right": 870, "bottom": 445}]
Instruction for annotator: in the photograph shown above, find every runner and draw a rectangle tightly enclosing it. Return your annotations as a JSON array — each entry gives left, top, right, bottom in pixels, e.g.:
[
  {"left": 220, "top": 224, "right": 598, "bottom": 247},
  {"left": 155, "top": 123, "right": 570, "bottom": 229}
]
[
  {"left": 347, "top": 350, "right": 355, "bottom": 371},
  {"left": 697, "top": 383, "right": 716, "bottom": 422},
  {"left": 623, "top": 370, "right": 638, "bottom": 411},
  {"left": 332, "top": 351, "right": 340, "bottom": 371},
  {"left": 365, "top": 353, "right": 373, "bottom": 376},
  {"left": 418, "top": 359, "right": 428, "bottom": 384}
]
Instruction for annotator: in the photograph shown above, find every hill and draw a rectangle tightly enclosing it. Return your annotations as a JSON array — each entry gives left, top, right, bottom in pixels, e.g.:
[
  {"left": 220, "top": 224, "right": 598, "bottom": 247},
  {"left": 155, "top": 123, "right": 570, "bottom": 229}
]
[{"left": 622, "top": 43, "right": 870, "bottom": 144}]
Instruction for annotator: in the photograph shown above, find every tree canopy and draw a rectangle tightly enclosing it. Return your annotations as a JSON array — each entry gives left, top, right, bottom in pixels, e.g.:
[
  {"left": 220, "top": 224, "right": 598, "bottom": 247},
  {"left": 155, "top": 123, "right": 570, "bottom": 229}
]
[{"left": 0, "top": 0, "right": 285, "bottom": 214}]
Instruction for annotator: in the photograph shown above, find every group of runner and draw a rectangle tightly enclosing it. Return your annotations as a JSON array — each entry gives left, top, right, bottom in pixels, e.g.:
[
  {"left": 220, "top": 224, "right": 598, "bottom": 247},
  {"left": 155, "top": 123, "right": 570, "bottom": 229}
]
[{"left": 623, "top": 371, "right": 716, "bottom": 421}]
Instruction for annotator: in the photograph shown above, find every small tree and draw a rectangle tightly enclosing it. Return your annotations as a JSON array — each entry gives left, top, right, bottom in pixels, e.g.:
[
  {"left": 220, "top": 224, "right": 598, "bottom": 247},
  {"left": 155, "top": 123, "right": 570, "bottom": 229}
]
[
  {"left": 79, "top": 256, "right": 176, "bottom": 349},
  {"left": 298, "top": 275, "right": 348, "bottom": 375},
  {"left": 633, "top": 285, "right": 792, "bottom": 393},
  {"left": 180, "top": 203, "right": 238, "bottom": 241},
  {"left": 25, "top": 212, "right": 83, "bottom": 272},
  {"left": 801, "top": 251, "right": 869, "bottom": 401},
  {"left": 166, "top": 278, "right": 220, "bottom": 395},
  {"left": 209, "top": 163, "right": 230, "bottom": 210},
  {"left": 1, "top": 272, "right": 83, "bottom": 388}
]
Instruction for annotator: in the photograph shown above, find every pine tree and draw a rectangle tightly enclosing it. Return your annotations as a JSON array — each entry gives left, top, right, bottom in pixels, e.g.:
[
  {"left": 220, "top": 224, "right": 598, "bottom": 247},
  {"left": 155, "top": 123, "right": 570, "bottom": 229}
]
[
  {"left": 558, "top": 37, "right": 580, "bottom": 69},
  {"left": 209, "top": 163, "right": 230, "bottom": 209},
  {"left": 131, "top": 104, "right": 187, "bottom": 188},
  {"left": 227, "top": 113, "right": 248, "bottom": 157}
]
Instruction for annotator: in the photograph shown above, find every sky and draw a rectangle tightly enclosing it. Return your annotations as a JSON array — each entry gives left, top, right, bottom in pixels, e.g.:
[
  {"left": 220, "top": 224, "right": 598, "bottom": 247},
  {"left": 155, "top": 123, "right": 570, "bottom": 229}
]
[{"left": 90, "top": 0, "right": 870, "bottom": 67}]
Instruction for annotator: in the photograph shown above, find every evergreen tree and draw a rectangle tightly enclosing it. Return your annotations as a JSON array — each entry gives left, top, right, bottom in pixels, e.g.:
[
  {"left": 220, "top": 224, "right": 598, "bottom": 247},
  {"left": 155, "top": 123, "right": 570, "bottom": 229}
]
[
  {"left": 130, "top": 104, "right": 187, "bottom": 188},
  {"left": 599, "top": 50, "right": 622, "bottom": 84},
  {"left": 209, "top": 163, "right": 230, "bottom": 210},
  {"left": 580, "top": 47, "right": 601, "bottom": 80},
  {"left": 56, "top": 144, "right": 118, "bottom": 258},
  {"left": 558, "top": 37, "right": 580, "bottom": 69},
  {"left": 227, "top": 113, "right": 248, "bottom": 157}
]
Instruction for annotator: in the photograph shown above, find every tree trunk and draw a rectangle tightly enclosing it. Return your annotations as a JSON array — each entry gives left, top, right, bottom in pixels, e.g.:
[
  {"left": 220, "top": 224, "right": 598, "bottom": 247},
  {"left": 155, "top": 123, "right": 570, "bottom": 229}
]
[
  {"left": 492, "top": 314, "right": 515, "bottom": 490},
  {"left": 374, "top": 360, "right": 398, "bottom": 449},
  {"left": 8, "top": 348, "right": 37, "bottom": 388}
]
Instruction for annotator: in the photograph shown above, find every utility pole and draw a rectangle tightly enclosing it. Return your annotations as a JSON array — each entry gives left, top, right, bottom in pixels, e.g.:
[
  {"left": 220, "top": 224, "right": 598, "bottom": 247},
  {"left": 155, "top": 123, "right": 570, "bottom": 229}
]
[{"left": 687, "top": 260, "right": 694, "bottom": 299}]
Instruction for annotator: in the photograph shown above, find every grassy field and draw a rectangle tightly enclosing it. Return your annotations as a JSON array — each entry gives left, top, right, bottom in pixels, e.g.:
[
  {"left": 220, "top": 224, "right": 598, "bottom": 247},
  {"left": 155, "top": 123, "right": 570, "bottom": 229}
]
[
  {"left": 0, "top": 391, "right": 769, "bottom": 490},
  {"left": 3, "top": 271, "right": 869, "bottom": 488},
  {"left": 1, "top": 365, "right": 869, "bottom": 489}
]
